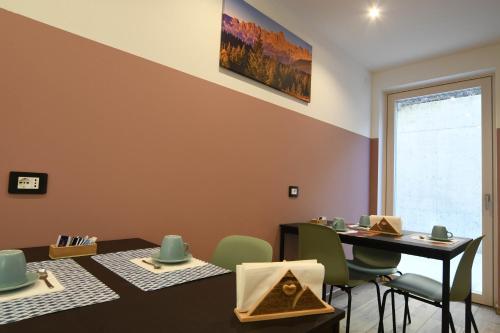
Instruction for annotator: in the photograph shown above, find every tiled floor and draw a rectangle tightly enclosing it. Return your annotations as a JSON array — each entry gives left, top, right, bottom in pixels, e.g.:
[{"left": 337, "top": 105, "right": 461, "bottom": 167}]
[{"left": 329, "top": 283, "right": 499, "bottom": 332}]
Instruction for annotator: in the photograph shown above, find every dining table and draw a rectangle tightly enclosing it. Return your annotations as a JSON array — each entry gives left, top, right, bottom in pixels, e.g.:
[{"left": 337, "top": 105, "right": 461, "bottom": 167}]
[
  {"left": 279, "top": 223, "right": 473, "bottom": 333},
  {"left": 1, "top": 238, "right": 345, "bottom": 333}
]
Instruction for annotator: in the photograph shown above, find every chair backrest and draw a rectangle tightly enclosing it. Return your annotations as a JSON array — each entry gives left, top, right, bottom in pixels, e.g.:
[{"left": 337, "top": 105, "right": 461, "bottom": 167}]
[
  {"left": 211, "top": 235, "right": 272, "bottom": 272},
  {"left": 352, "top": 246, "right": 401, "bottom": 268},
  {"left": 298, "top": 223, "right": 349, "bottom": 285},
  {"left": 450, "top": 236, "right": 484, "bottom": 302}
]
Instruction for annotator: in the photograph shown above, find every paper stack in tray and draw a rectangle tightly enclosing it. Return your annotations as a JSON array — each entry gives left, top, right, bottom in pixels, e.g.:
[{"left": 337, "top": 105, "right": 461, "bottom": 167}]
[{"left": 235, "top": 260, "right": 324, "bottom": 312}]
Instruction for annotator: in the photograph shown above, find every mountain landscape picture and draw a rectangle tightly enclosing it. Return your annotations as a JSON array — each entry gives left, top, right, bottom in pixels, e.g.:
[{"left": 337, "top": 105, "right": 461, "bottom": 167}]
[{"left": 220, "top": 0, "right": 312, "bottom": 102}]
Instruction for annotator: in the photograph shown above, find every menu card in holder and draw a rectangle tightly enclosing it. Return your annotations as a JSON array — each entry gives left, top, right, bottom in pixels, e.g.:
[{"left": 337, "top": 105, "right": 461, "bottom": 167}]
[{"left": 49, "top": 243, "right": 97, "bottom": 259}]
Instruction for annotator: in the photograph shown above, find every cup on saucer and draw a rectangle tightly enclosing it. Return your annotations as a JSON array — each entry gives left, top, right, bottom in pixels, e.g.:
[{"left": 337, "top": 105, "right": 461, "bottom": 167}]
[
  {"left": 358, "top": 215, "right": 370, "bottom": 228},
  {"left": 151, "top": 235, "right": 191, "bottom": 264},
  {"left": 431, "top": 225, "right": 454, "bottom": 241},
  {"left": 0, "top": 249, "right": 38, "bottom": 292},
  {"left": 332, "top": 217, "right": 347, "bottom": 232}
]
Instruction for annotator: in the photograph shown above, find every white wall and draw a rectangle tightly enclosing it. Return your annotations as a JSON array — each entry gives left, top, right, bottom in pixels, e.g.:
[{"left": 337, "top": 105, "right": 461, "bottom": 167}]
[
  {"left": 0, "top": 0, "right": 372, "bottom": 137},
  {"left": 372, "top": 43, "right": 500, "bottom": 138}
]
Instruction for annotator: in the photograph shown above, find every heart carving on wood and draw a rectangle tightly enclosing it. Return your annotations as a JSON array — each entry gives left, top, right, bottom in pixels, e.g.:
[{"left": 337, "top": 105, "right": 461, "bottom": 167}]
[{"left": 282, "top": 283, "right": 297, "bottom": 296}]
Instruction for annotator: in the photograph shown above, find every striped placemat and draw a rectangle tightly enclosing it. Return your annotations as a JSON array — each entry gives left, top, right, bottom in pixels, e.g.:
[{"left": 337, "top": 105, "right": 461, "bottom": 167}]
[
  {"left": 0, "top": 259, "right": 119, "bottom": 325},
  {"left": 92, "top": 248, "right": 231, "bottom": 291}
]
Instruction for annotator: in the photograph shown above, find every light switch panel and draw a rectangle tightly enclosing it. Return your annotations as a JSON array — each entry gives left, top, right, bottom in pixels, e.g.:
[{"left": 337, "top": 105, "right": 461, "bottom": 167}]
[
  {"left": 8, "top": 171, "right": 48, "bottom": 194},
  {"left": 17, "top": 176, "right": 40, "bottom": 189}
]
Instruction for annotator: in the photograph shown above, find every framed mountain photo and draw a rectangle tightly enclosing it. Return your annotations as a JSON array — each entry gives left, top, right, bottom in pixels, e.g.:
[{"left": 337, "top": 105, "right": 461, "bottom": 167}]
[{"left": 220, "top": 0, "right": 312, "bottom": 103}]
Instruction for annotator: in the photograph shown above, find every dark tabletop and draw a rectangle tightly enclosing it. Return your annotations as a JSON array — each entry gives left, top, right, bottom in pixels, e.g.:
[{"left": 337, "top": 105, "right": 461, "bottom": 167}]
[
  {"left": 3, "top": 238, "right": 344, "bottom": 333},
  {"left": 281, "top": 223, "right": 472, "bottom": 260}
]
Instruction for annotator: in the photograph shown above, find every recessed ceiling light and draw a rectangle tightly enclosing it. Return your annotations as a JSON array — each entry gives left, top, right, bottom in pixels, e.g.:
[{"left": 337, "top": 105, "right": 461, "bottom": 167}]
[{"left": 368, "top": 5, "right": 381, "bottom": 20}]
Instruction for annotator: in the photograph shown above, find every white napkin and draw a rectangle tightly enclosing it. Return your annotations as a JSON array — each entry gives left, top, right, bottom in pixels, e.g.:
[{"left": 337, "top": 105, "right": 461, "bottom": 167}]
[
  {"left": 236, "top": 260, "right": 324, "bottom": 312},
  {"left": 369, "top": 215, "right": 402, "bottom": 234},
  {"left": 0, "top": 271, "right": 64, "bottom": 302}
]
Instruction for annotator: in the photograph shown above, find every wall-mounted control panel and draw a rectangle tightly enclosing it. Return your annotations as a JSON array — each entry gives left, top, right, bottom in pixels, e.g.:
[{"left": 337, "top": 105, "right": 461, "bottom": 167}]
[{"left": 8, "top": 171, "right": 48, "bottom": 194}]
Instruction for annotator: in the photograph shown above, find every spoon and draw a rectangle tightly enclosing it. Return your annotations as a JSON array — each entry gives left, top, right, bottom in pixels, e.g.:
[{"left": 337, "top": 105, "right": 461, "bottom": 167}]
[
  {"left": 37, "top": 269, "right": 54, "bottom": 288},
  {"left": 142, "top": 259, "right": 161, "bottom": 269}
]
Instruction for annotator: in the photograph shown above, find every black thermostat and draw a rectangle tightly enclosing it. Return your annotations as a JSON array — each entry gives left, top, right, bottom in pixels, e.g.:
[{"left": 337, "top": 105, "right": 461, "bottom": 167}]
[{"left": 8, "top": 171, "right": 48, "bottom": 194}]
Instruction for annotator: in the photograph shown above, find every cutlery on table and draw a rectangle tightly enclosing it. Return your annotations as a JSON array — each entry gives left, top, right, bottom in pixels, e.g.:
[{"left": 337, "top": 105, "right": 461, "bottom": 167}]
[
  {"left": 142, "top": 259, "right": 161, "bottom": 269},
  {"left": 37, "top": 268, "right": 54, "bottom": 288}
]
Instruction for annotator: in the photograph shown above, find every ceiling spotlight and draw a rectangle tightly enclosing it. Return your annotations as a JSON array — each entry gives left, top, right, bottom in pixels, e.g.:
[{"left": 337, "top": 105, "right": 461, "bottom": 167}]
[{"left": 368, "top": 5, "right": 381, "bottom": 20}]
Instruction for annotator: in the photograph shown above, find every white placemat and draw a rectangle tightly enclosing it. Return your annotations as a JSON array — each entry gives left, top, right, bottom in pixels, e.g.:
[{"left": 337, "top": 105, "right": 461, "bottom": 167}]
[
  {"left": 92, "top": 247, "right": 231, "bottom": 291},
  {"left": 130, "top": 257, "right": 207, "bottom": 274},
  {"left": 0, "top": 259, "right": 119, "bottom": 325},
  {"left": 336, "top": 229, "right": 358, "bottom": 234},
  {"left": 408, "top": 234, "right": 460, "bottom": 245},
  {"left": 0, "top": 271, "right": 64, "bottom": 302}
]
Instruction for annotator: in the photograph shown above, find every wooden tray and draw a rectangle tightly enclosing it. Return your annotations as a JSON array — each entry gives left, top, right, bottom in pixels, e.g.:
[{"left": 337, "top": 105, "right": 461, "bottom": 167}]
[
  {"left": 234, "top": 303, "right": 334, "bottom": 322},
  {"left": 49, "top": 243, "right": 97, "bottom": 259}
]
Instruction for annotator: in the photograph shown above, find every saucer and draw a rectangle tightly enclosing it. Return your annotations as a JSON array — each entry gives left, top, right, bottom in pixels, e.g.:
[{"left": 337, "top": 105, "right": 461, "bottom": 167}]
[
  {"left": 151, "top": 252, "right": 192, "bottom": 264},
  {"left": 0, "top": 272, "right": 38, "bottom": 292},
  {"left": 334, "top": 228, "right": 348, "bottom": 232},
  {"left": 430, "top": 236, "right": 454, "bottom": 242}
]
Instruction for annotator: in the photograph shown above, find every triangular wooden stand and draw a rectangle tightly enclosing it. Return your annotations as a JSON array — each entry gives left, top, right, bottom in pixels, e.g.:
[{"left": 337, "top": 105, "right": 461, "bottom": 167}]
[
  {"left": 370, "top": 217, "right": 402, "bottom": 236},
  {"left": 235, "top": 270, "right": 334, "bottom": 322}
]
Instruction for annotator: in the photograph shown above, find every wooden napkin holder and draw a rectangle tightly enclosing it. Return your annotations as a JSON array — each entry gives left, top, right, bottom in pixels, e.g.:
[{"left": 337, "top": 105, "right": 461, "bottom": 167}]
[
  {"left": 369, "top": 217, "right": 402, "bottom": 236},
  {"left": 49, "top": 243, "right": 97, "bottom": 259},
  {"left": 234, "top": 270, "right": 334, "bottom": 322}
]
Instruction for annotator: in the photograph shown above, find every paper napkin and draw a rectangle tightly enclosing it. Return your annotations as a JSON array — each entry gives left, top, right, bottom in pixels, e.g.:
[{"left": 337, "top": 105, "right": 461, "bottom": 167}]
[{"left": 235, "top": 260, "right": 324, "bottom": 312}]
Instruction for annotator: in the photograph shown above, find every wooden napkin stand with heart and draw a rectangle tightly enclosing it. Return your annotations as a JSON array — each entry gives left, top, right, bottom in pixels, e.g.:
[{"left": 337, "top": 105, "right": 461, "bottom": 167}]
[{"left": 234, "top": 270, "right": 334, "bottom": 322}]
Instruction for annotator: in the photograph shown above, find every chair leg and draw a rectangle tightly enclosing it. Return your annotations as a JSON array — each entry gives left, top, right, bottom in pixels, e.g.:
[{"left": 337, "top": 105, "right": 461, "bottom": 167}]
[
  {"left": 403, "top": 293, "right": 409, "bottom": 333},
  {"left": 328, "top": 284, "right": 334, "bottom": 304},
  {"left": 379, "top": 289, "right": 392, "bottom": 333},
  {"left": 406, "top": 302, "right": 412, "bottom": 324},
  {"left": 391, "top": 289, "right": 396, "bottom": 333},
  {"left": 370, "top": 281, "right": 382, "bottom": 333},
  {"left": 470, "top": 310, "right": 479, "bottom": 333},
  {"left": 449, "top": 311, "right": 456, "bottom": 333},
  {"left": 345, "top": 288, "right": 352, "bottom": 333}
]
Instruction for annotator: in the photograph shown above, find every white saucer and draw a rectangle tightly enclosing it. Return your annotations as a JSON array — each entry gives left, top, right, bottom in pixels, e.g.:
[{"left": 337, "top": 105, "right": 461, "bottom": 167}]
[
  {"left": 0, "top": 272, "right": 38, "bottom": 292},
  {"left": 151, "top": 252, "right": 192, "bottom": 264},
  {"left": 430, "top": 236, "right": 454, "bottom": 242}
]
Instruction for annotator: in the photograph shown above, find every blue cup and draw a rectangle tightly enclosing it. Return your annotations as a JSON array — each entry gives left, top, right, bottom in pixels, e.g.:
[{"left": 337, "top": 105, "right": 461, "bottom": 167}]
[{"left": 159, "top": 235, "right": 189, "bottom": 261}]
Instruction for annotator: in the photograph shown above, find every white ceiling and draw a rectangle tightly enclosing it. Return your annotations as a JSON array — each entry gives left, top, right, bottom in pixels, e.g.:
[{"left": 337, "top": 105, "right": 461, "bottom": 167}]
[{"left": 248, "top": 0, "right": 500, "bottom": 71}]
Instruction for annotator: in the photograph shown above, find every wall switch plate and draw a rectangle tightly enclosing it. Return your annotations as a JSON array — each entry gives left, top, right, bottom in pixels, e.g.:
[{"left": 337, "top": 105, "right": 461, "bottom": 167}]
[
  {"left": 8, "top": 171, "right": 48, "bottom": 194},
  {"left": 288, "top": 185, "right": 299, "bottom": 198}
]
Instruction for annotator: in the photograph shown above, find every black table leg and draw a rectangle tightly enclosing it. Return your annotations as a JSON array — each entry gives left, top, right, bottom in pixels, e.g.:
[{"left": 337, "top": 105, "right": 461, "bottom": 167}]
[
  {"left": 279, "top": 225, "right": 285, "bottom": 261},
  {"left": 442, "top": 259, "right": 451, "bottom": 333},
  {"left": 465, "top": 289, "right": 472, "bottom": 333}
]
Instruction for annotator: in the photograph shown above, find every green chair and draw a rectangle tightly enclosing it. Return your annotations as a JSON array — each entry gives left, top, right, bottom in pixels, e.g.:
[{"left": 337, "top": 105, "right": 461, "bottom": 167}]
[
  {"left": 380, "top": 236, "right": 484, "bottom": 333},
  {"left": 347, "top": 245, "right": 411, "bottom": 328},
  {"left": 211, "top": 235, "right": 273, "bottom": 272},
  {"left": 299, "top": 223, "right": 381, "bottom": 333}
]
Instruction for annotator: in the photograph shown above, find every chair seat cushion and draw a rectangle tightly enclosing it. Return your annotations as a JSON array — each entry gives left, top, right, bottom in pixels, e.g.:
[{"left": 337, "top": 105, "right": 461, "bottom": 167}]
[
  {"left": 386, "top": 273, "right": 443, "bottom": 302},
  {"left": 345, "top": 268, "right": 377, "bottom": 287},
  {"left": 347, "top": 260, "right": 398, "bottom": 276}
]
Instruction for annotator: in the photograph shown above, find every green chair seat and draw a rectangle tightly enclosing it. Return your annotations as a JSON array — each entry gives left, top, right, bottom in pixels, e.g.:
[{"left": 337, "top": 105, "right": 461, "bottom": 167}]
[
  {"left": 346, "top": 268, "right": 377, "bottom": 287},
  {"left": 380, "top": 236, "right": 484, "bottom": 333},
  {"left": 211, "top": 235, "right": 272, "bottom": 272},
  {"left": 385, "top": 273, "right": 442, "bottom": 302},
  {"left": 347, "top": 260, "right": 399, "bottom": 276}
]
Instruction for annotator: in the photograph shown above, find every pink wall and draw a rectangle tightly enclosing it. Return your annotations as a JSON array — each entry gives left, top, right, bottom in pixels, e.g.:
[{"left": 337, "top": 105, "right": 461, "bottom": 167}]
[{"left": 0, "top": 10, "right": 370, "bottom": 260}]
